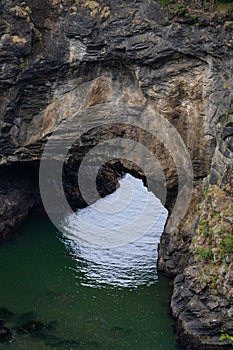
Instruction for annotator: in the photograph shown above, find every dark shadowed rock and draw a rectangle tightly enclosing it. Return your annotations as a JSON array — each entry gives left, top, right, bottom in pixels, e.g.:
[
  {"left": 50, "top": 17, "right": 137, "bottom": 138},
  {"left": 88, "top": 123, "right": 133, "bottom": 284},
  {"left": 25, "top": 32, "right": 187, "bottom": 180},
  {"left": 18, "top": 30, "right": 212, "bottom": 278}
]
[{"left": 0, "top": 326, "right": 13, "bottom": 344}]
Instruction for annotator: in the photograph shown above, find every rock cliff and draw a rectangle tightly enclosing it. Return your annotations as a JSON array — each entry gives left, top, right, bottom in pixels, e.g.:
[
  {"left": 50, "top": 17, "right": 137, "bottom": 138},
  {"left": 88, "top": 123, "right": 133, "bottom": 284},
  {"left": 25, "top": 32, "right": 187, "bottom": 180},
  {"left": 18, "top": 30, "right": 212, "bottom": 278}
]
[{"left": 0, "top": 0, "right": 232, "bottom": 348}]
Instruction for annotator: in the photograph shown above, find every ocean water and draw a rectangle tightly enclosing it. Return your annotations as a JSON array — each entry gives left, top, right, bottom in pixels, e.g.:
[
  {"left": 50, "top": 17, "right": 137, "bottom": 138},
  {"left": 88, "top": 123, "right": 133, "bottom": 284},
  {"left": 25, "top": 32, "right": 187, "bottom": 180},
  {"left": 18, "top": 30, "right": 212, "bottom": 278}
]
[
  {"left": 62, "top": 174, "right": 168, "bottom": 289},
  {"left": 0, "top": 174, "right": 183, "bottom": 350}
]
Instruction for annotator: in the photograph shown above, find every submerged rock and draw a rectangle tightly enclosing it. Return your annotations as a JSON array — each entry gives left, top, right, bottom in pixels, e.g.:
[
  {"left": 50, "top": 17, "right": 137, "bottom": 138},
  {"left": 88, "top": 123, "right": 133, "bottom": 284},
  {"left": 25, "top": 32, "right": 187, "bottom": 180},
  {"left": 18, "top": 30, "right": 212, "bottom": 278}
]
[
  {"left": 17, "top": 311, "right": 38, "bottom": 325},
  {"left": 0, "top": 308, "right": 15, "bottom": 321},
  {"left": 18, "top": 320, "right": 46, "bottom": 334},
  {"left": 0, "top": 326, "right": 12, "bottom": 336},
  {"left": 0, "top": 326, "right": 13, "bottom": 344}
]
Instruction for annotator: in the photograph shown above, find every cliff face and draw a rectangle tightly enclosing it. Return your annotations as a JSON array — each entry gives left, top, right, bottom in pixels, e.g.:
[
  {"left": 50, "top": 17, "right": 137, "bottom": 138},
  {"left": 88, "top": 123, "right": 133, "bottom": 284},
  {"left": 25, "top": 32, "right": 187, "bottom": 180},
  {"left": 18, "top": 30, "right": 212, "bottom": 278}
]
[
  {"left": 170, "top": 168, "right": 233, "bottom": 350},
  {"left": 0, "top": 0, "right": 232, "bottom": 348}
]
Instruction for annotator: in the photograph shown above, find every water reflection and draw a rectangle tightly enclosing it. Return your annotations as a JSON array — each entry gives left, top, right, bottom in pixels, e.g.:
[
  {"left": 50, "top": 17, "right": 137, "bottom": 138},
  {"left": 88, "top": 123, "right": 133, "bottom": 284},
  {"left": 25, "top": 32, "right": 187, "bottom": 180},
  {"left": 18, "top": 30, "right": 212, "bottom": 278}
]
[{"left": 62, "top": 174, "right": 168, "bottom": 288}]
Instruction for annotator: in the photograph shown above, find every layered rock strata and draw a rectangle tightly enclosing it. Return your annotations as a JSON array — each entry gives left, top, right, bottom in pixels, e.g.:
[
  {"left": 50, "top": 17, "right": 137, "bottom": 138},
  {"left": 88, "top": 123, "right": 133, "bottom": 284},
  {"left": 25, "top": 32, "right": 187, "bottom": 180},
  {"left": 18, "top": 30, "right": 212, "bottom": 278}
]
[{"left": 0, "top": 0, "right": 232, "bottom": 348}]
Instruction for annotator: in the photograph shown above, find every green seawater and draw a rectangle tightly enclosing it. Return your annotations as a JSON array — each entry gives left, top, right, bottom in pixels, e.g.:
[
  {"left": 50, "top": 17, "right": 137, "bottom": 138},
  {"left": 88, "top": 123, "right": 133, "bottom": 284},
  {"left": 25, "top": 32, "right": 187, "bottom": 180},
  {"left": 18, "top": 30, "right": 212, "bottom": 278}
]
[{"left": 0, "top": 214, "right": 183, "bottom": 350}]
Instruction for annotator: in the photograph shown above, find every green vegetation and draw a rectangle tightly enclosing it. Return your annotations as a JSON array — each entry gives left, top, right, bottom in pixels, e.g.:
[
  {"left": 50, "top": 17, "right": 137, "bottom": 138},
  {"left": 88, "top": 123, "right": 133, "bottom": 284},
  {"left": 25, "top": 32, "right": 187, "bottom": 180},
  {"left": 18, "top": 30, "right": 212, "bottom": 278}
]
[
  {"left": 216, "top": 0, "right": 233, "bottom": 12},
  {"left": 19, "top": 57, "right": 26, "bottom": 70},
  {"left": 190, "top": 174, "right": 233, "bottom": 297},
  {"left": 197, "top": 247, "right": 214, "bottom": 261},
  {"left": 220, "top": 331, "right": 233, "bottom": 344},
  {"left": 159, "top": 0, "right": 187, "bottom": 15},
  {"left": 159, "top": 0, "right": 233, "bottom": 16},
  {"left": 204, "top": 229, "right": 210, "bottom": 237},
  {"left": 194, "top": 183, "right": 233, "bottom": 264},
  {"left": 220, "top": 235, "right": 233, "bottom": 255}
]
